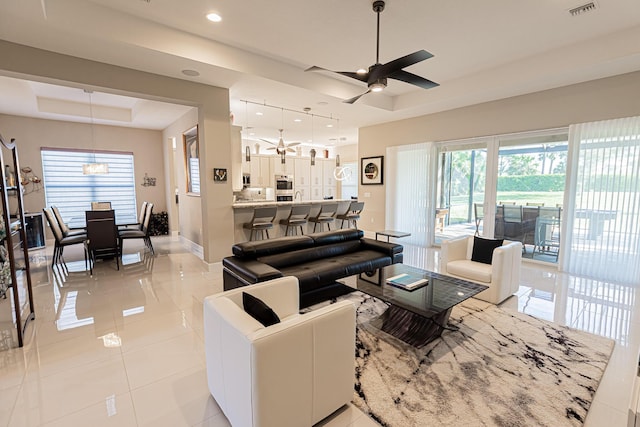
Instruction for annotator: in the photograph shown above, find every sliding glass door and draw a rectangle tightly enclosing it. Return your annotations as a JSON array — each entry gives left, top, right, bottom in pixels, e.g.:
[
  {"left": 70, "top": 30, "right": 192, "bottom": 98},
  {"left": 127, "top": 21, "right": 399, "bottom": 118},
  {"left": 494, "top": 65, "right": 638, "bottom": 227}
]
[
  {"left": 496, "top": 133, "right": 568, "bottom": 262},
  {"left": 435, "top": 141, "right": 489, "bottom": 244}
]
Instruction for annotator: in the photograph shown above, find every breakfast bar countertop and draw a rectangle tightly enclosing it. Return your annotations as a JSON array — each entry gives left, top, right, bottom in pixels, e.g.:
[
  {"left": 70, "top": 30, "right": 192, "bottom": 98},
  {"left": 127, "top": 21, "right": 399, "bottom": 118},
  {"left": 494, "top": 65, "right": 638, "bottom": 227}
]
[{"left": 232, "top": 199, "right": 353, "bottom": 209}]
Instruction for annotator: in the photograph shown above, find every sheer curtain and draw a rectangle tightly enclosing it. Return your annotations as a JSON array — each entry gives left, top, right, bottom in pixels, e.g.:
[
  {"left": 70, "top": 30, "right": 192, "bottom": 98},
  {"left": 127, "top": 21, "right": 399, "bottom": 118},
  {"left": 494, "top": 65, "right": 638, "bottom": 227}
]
[
  {"left": 386, "top": 142, "right": 436, "bottom": 249},
  {"left": 562, "top": 116, "right": 640, "bottom": 284}
]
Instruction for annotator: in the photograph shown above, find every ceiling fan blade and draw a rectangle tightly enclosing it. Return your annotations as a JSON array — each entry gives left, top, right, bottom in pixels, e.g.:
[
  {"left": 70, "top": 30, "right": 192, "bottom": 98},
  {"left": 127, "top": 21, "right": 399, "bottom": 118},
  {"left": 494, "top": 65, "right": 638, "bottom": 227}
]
[
  {"left": 286, "top": 148, "right": 296, "bottom": 153},
  {"left": 343, "top": 89, "right": 371, "bottom": 104},
  {"left": 378, "top": 50, "right": 434, "bottom": 77},
  {"left": 306, "top": 65, "right": 369, "bottom": 83},
  {"left": 287, "top": 142, "right": 301, "bottom": 147},
  {"left": 266, "top": 147, "right": 277, "bottom": 150},
  {"left": 260, "top": 138, "right": 278, "bottom": 146},
  {"left": 389, "top": 70, "right": 439, "bottom": 89}
]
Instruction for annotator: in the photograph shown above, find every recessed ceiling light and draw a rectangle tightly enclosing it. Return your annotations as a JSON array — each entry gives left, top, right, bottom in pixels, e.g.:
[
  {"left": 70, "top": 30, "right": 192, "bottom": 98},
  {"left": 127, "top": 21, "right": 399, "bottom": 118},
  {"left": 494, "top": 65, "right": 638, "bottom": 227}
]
[
  {"left": 326, "top": 124, "right": 333, "bottom": 128},
  {"left": 317, "top": 101, "right": 328, "bottom": 106},
  {"left": 256, "top": 112, "right": 263, "bottom": 116},
  {"left": 206, "top": 12, "right": 222, "bottom": 22},
  {"left": 181, "top": 69, "right": 200, "bottom": 77},
  {"left": 294, "top": 119, "right": 302, "bottom": 122}
]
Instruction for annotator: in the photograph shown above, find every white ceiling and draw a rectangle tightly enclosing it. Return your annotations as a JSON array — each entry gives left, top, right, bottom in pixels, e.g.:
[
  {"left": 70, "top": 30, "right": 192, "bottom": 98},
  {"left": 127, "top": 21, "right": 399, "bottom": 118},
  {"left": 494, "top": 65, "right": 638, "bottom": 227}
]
[{"left": 0, "top": 0, "right": 639, "bottom": 148}]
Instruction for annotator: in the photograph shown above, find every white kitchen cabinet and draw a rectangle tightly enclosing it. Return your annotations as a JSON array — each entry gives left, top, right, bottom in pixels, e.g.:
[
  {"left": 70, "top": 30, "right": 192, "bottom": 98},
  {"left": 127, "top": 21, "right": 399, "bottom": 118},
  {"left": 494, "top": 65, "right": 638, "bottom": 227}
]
[
  {"left": 296, "top": 186, "right": 311, "bottom": 201},
  {"left": 322, "top": 159, "right": 337, "bottom": 188},
  {"left": 231, "top": 126, "right": 243, "bottom": 191},
  {"left": 311, "top": 186, "right": 323, "bottom": 200},
  {"left": 272, "top": 156, "right": 294, "bottom": 176},
  {"left": 294, "top": 158, "right": 311, "bottom": 186},
  {"left": 250, "top": 155, "right": 273, "bottom": 187},
  {"left": 310, "top": 161, "right": 323, "bottom": 187}
]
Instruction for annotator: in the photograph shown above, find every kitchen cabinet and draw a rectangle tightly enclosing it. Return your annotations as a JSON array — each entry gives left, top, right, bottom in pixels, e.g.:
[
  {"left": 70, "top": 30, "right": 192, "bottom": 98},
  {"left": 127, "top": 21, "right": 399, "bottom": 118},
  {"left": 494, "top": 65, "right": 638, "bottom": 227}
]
[
  {"left": 322, "top": 160, "right": 337, "bottom": 195},
  {"left": 271, "top": 157, "right": 294, "bottom": 176},
  {"left": 296, "top": 186, "right": 311, "bottom": 201},
  {"left": 249, "top": 155, "right": 272, "bottom": 187},
  {"left": 294, "top": 158, "right": 311, "bottom": 186},
  {"left": 231, "top": 126, "right": 243, "bottom": 191},
  {"left": 311, "top": 186, "right": 323, "bottom": 200},
  {"left": 310, "top": 161, "right": 323, "bottom": 187}
]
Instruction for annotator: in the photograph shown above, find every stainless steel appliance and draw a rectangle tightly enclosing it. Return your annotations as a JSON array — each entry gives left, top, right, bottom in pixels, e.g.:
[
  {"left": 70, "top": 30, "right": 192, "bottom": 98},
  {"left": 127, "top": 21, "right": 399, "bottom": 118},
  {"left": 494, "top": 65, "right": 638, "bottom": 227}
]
[{"left": 275, "top": 175, "right": 294, "bottom": 202}]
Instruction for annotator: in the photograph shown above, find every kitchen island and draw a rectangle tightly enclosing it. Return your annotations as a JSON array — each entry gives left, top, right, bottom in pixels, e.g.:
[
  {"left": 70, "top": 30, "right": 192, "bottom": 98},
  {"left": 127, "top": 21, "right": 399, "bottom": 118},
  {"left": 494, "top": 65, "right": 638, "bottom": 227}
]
[{"left": 232, "top": 199, "right": 354, "bottom": 242}]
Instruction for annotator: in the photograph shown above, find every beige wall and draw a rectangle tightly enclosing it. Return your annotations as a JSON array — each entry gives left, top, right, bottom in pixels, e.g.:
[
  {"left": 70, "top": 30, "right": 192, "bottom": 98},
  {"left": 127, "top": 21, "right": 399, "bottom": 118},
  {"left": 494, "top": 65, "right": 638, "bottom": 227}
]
[
  {"left": 0, "top": 40, "right": 232, "bottom": 263},
  {"left": 162, "top": 109, "right": 201, "bottom": 242},
  {"left": 0, "top": 114, "right": 165, "bottom": 219},
  {"left": 359, "top": 70, "right": 640, "bottom": 231}
]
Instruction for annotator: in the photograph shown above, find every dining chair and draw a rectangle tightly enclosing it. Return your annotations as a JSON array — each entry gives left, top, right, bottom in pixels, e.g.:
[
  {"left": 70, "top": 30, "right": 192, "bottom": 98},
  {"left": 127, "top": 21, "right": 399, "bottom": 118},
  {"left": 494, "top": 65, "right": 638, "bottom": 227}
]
[
  {"left": 43, "top": 208, "right": 88, "bottom": 267},
  {"left": 119, "top": 202, "right": 154, "bottom": 255},
  {"left": 474, "top": 203, "right": 484, "bottom": 236},
  {"left": 91, "top": 201, "right": 112, "bottom": 211},
  {"left": 534, "top": 207, "right": 562, "bottom": 260},
  {"left": 85, "top": 210, "right": 120, "bottom": 273},
  {"left": 502, "top": 205, "right": 527, "bottom": 252},
  {"left": 51, "top": 206, "right": 86, "bottom": 238},
  {"left": 118, "top": 201, "right": 148, "bottom": 232}
]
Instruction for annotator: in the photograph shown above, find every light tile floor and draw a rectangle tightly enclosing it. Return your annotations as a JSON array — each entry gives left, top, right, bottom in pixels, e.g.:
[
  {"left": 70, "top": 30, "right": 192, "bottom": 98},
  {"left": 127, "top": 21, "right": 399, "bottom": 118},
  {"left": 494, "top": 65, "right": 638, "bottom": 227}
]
[{"left": 0, "top": 236, "right": 636, "bottom": 426}]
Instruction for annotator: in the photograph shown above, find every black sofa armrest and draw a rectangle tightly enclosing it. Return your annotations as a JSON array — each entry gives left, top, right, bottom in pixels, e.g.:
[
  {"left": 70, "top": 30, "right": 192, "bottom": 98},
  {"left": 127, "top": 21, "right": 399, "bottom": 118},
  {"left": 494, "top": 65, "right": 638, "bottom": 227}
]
[
  {"left": 361, "top": 238, "right": 403, "bottom": 257},
  {"left": 222, "top": 257, "right": 283, "bottom": 284}
]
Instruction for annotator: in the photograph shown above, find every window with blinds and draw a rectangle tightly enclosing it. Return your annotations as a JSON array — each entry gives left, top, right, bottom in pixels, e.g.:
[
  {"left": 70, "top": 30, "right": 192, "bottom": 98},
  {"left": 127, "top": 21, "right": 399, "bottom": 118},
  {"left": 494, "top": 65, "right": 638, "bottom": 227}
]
[{"left": 41, "top": 148, "right": 138, "bottom": 226}]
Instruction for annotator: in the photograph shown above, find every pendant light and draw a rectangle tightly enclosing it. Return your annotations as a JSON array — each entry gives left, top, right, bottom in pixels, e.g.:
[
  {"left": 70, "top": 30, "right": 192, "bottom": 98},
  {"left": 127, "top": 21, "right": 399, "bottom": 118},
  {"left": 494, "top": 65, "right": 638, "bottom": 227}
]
[
  {"left": 244, "top": 101, "right": 251, "bottom": 162},
  {"left": 310, "top": 113, "right": 316, "bottom": 166},
  {"left": 82, "top": 90, "right": 109, "bottom": 175}
]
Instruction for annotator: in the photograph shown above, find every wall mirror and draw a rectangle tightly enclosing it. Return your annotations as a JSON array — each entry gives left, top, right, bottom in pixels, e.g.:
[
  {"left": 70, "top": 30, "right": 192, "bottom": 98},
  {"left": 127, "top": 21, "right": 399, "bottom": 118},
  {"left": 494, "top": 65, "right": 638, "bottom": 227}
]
[{"left": 183, "top": 125, "right": 200, "bottom": 195}]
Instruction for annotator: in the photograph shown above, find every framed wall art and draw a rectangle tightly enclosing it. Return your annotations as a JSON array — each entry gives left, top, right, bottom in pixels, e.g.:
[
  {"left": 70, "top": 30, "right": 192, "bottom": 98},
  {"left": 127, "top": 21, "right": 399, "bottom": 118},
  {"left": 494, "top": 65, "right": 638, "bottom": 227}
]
[
  {"left": 183, "top": 125, "right": 200, "bottom": 195},
  {"left": 213, "top": 168, "right": 228, "bottom": 182},
  {"left": 361, "top": 156, "right": 384, "bottom": 185}
]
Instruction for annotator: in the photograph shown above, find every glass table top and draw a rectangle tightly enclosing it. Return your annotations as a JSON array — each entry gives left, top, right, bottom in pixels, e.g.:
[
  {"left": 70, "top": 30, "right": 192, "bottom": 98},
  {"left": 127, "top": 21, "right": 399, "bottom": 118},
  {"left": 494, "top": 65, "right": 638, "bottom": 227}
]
[{"left": 354, "top": 264, "right": 488, "bottom": 319}]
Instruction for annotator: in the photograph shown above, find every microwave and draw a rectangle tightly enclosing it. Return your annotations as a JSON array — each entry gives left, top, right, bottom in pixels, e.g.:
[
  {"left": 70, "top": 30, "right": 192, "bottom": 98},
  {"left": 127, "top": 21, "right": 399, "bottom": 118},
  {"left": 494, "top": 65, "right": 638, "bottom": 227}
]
[{"left": 275, "top": 175, "right": 294, "bottom": 191}]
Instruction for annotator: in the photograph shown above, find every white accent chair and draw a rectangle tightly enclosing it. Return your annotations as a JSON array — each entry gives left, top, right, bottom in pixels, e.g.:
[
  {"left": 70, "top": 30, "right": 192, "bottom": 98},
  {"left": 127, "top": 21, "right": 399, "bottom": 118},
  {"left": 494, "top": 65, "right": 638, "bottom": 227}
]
[
  {"left": 203, "top": 276, "right": 356, "bottom": 427},
  {"left": 440, "top": 236, "right": 522, "bottom": 305}
]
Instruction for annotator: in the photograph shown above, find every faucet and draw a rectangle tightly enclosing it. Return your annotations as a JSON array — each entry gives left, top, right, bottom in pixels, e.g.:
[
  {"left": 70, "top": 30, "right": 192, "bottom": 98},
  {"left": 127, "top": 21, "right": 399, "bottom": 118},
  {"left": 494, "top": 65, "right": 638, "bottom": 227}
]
[{"left": 294, "top": 191, "right": 302, "bottom": 201}]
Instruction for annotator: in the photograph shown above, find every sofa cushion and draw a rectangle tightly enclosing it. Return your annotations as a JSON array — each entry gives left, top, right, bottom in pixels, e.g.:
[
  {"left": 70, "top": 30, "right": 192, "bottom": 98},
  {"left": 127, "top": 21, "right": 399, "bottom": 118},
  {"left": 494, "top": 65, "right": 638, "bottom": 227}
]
[
  {"left": 309, "top": 228, "right": 363, "bottom": 245},
  {"left": 232, "top": 235, "right": 314, "bottom": 259},
  {"left": 257, "top": 240, "right": 363, "bottom": 269},
  {"left": 280, "top": 250, "right": 394, "bottom": 295},
  {"left": 242, "top": 292, "right": 280, "bottom": 327},
  {"left": 471, "top": 236, "right": 504, "bottom": 264},
  {"left": 447, "top": 259, "right": 492, "bottom": 283}
]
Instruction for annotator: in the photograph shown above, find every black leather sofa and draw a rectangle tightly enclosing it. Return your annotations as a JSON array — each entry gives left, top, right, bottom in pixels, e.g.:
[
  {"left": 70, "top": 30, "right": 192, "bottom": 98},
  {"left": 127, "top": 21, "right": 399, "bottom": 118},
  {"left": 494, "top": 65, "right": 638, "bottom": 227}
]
[{"left": 223, "top": 229, "right": 403, "bottom": 307}]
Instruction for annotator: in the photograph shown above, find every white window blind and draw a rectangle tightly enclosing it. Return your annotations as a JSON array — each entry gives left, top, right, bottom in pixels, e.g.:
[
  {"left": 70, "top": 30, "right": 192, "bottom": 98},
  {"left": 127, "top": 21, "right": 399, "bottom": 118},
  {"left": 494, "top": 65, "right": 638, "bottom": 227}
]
[
  {"left": 41, "top": 148, "right": 138, "bottom": 226},
  {"left": 562, "top": 116, "right": 640, "bottom": 284},
  {"left": 386, "top": 142, "right": 436, "bottom": 248}
]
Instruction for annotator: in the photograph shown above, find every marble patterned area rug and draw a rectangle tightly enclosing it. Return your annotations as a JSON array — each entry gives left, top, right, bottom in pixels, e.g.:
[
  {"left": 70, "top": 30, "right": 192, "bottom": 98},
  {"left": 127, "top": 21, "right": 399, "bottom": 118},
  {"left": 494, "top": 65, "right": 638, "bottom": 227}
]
[{"left": 309, "top": 292, "right": 615, "bottom": 427}]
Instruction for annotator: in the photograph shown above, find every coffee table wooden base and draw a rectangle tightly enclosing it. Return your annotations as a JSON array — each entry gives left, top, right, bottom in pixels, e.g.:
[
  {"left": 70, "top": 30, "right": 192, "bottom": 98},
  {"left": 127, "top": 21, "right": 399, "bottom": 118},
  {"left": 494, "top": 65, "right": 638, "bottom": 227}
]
[{"left": 370, "top": 304, "right": 454, "bottom": 348}]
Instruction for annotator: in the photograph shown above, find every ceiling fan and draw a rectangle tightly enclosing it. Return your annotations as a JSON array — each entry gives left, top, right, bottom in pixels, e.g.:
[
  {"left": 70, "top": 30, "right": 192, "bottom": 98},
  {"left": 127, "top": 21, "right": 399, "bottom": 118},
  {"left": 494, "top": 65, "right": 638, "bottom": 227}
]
[
  {"left": 306, "top": 0, "right": 439, "bottom": 104},
  {"left": 261, "top": 129, "right": 300, "bottom": 155}
]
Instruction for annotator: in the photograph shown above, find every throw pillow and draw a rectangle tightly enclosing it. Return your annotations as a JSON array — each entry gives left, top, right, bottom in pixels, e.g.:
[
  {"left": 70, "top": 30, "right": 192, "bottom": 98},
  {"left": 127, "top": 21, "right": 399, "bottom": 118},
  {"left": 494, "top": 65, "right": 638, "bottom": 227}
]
[
  {"left": 242, "top": 292, "right": 281, "bottom": 327},
  {"left": 471, "top": 236, "right": 504, "bottom": 265}
]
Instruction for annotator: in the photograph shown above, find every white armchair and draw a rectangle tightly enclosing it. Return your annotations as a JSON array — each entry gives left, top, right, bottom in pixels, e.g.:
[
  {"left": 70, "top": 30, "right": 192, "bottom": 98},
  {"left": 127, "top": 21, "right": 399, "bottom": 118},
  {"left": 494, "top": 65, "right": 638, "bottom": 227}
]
[
  {"left": 440, "top": 236, "right": 522, "bottom": 304},
  {"left": 203, "top": 276, "right": 356, "bottom": 427}
]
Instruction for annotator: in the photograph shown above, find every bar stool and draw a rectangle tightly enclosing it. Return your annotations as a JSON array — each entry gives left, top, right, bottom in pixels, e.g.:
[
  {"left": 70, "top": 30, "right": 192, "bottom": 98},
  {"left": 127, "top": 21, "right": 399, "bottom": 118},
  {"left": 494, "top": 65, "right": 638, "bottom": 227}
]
[
  {"left": 243, "top": 207, "right": 277, "bottom": 240},
  {"left": 308, "top": 203, "right": 338, "bottom": 232},
  {"left": 336, "top": 201, "right": 364, "bottom": 229},
  {"left": 279, "top": 204, "right": 310, "bottom": 236}
]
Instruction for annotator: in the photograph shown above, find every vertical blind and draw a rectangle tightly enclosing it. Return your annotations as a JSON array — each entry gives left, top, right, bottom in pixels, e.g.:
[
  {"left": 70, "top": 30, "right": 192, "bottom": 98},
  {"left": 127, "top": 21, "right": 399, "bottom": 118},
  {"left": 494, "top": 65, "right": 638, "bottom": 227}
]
[
  {"left": 562, "top": 116, "right": 640, "bottom": 284},
  {"left": 386, "top": 142, "right": 435, "bottom": 248},
  {"left": 41, "top": 148, "right": 138, "bottom": 225}
]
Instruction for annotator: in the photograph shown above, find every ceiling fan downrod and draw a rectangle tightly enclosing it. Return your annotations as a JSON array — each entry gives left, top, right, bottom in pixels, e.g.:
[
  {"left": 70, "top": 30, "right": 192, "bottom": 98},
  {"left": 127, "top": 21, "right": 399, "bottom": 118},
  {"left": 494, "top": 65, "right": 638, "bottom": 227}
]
[{"left": 373, "top": 0, "right": 385, "bottom": 65}]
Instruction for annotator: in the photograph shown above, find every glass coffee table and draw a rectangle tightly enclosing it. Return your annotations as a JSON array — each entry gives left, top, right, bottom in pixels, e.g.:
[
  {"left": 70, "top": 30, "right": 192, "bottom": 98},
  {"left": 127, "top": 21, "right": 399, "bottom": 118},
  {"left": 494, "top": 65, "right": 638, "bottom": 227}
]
[{"left": 354, "top": 264, "right": 488, "bottom": 347}]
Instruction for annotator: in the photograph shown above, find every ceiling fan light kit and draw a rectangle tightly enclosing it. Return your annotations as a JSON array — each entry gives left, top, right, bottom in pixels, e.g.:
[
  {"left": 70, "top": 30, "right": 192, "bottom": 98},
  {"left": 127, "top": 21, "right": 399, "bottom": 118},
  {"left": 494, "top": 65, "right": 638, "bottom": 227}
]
[{"left": 306, "top": 0, "right": 439, "bottom": 104}]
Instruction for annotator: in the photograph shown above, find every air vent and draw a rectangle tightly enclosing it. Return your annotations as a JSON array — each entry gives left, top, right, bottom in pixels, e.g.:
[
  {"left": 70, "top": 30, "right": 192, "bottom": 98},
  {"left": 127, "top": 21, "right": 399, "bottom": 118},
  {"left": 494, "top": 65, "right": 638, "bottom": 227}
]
[{"left": 568, "top": 2, "right": 597, "bottom": 16}]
